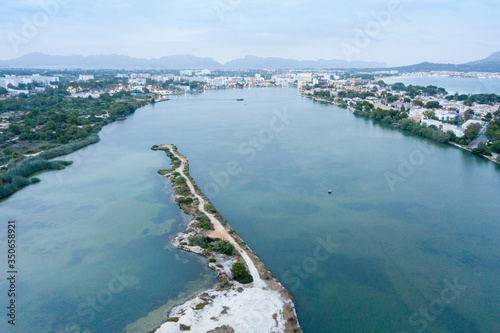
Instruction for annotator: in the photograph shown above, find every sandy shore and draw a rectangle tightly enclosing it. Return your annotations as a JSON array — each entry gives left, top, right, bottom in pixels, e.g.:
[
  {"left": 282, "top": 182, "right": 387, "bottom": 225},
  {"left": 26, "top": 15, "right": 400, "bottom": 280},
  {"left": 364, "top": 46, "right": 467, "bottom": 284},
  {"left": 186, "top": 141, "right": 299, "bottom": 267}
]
[{"left": 151, "top": 144, "right": 302, "bottom": 333}]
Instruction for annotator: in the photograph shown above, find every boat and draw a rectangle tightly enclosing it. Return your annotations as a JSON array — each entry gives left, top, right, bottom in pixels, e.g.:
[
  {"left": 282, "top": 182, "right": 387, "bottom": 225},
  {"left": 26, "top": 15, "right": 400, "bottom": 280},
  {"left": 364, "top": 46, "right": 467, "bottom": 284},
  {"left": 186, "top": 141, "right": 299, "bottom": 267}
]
[
  {"left": 236, "top": 98, "right": 244, "bottom": 101},
  {"left": 328, "top": 190, "right": 333, "bottom": 194}
]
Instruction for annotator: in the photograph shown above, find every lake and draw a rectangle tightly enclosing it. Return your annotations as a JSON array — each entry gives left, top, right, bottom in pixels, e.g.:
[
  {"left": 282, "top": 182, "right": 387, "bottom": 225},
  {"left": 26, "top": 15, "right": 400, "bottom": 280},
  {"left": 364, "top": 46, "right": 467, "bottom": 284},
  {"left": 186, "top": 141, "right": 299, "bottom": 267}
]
[
  {"left": 1, "top": 87, "right": 499, "bottom": 332},
  {"left": 382, "top": 76, "right": 500, "bottom": 95}
]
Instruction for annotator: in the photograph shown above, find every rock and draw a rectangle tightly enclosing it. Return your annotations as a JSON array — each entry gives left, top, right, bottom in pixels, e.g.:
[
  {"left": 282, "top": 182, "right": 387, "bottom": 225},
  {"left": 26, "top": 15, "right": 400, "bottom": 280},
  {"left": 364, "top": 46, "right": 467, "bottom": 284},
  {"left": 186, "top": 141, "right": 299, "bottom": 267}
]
[{"left": 206, "top": 325, "right": 235, "bottom": 333}]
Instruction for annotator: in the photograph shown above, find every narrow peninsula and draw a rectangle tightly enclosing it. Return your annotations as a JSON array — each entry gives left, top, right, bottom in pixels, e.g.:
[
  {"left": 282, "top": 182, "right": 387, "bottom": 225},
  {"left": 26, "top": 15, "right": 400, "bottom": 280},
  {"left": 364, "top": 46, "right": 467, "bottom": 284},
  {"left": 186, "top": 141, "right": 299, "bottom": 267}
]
[{"left": 151, "top": 144, "right": 302, "bottom": 333}]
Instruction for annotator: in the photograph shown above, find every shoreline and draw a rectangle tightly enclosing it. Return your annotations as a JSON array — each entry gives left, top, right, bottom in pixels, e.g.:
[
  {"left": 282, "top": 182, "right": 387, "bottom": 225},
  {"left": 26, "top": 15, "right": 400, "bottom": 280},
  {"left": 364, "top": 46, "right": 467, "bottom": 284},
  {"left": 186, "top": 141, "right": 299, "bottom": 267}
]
[
  {"left": 306, "top": 94, "right": 500, "bottom": 166},
  {"left": 150, "top": 144, "right": 302, "bottom": 333}
]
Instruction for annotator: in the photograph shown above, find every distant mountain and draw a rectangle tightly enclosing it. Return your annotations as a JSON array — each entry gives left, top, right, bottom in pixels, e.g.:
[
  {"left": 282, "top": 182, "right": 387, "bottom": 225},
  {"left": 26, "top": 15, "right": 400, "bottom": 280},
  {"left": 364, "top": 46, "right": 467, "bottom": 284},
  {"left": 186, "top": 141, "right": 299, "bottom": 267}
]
[
  {"left": 392, "top": 51, "right": 500, "bottom": 73},
  {"left": 0, "top": 53, "right": 221, "bottom": 70},
  {"left": 2, "top": 51, "right": 499, "bottom": 71},
  {"left": 0, "top": 53, "right": 386, "bottom": 70},
  {"left": 223, "top": 56, "right": 386, "bottom": 70}
]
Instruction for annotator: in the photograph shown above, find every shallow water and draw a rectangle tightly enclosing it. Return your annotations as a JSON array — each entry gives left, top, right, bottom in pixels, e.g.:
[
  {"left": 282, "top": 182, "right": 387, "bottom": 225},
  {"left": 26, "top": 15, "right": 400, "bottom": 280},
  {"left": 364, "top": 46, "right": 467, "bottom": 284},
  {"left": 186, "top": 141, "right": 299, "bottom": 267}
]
[
  {"left": 383, "top": 76, "right": 500, "bottom": 95},
  {"left": 1, "top": 87, "right": 499, "bottom": 332}
]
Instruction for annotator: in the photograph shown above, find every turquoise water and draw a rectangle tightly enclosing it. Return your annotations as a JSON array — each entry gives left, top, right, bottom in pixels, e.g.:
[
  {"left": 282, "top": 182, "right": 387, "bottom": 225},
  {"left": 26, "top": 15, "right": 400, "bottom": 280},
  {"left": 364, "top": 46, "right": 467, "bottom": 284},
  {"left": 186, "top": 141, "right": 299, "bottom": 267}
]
[
  {"left": 383, "top": 76, "right": 500, "bottom": 95},
  {"left": 1, "top": 87, "right": 499, "bottom": 332}
]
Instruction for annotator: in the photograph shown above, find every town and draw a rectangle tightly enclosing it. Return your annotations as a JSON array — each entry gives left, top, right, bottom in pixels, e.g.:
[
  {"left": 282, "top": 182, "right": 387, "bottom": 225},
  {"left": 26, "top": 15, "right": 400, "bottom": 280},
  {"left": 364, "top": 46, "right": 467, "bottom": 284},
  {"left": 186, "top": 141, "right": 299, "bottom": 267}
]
[{"left": 1, "top": 68, "right": 500, "bottom": 198}]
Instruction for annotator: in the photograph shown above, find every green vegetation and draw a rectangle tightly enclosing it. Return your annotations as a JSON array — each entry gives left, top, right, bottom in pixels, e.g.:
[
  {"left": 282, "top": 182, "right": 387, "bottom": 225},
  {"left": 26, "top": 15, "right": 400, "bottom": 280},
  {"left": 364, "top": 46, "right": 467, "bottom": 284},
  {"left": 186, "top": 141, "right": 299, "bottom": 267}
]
[
  {"left": 390, "top": 83, "right": 447, "bottom": 98},
  {"left": 1, "top": 81, "right": 151, "bottom": 197},
  {"left": 351, "top": 101, "right": 483, "bottom": 146},
  {"left": 486, "top": 119, "right": 500, "bottom": 153},
  {"left": 230, "top": 262, "right": 253, "bottom": 284},
  {"left": 212, "top": 239, "right": 234, "bottom": 256},
  {"left": 208, "top": 258, "right": 216, "bottom": 263},
  {"left": 472, "top": 143, "right": 492, "bottom": 156},
  {"left": 352, "top": 102, "right": 408, "bottom": 125},
  {"left": 38, "top": 134, "right": 100, "bottom": 160},
  {"left": 337, "top": 90, "right": 375, "bottom": 100},
  {"left": 165, "top": 317, "right": 179, "bottom": 322},
  {"left": 446, "top": 93, "right": 500, "bottom": 106},
  {"left": 195, "top": 213, "right": 212, "bottom": 230},
  {"left": 0, "top": 157, "right": 72, "bottom": 198},
  {"left": 195, "top": 302, "right": 208, "bottom": 310},
  {"left": 179, "top": 324, "right": 191, "bottom": 331},
  {"left": 425, "top": 101, "right": 441, "bottom": 109},
  {"left": 398, "top": 119, "right": 451, "bottom": 144},
  {"left": 188, "top": 235, "right": 234, "bottom": 256},
  {"left": 177, "top": 197, "right": 194, "bottom": 205},
  {"left": 464, "top": 123, "right": 482, "bottom": 141}
]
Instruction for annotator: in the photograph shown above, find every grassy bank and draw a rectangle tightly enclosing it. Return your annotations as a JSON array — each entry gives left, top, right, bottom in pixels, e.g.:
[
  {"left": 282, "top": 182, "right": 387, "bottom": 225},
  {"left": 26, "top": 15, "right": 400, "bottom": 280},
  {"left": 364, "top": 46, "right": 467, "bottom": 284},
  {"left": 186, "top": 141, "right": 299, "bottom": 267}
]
[{"left": 0, "top": 134, "right": 103, "bottom": 199}]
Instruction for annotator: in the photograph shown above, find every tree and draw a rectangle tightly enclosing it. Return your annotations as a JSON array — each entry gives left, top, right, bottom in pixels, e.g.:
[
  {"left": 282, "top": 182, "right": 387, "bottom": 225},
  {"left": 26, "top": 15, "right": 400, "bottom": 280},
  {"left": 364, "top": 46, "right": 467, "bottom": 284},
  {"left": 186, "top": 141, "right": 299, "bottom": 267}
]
[
  {"left": 464, "top": 109, "right": 474, "bottom": 121},
  {"left": 486, "top": 120, "right": 500, "bottom": 141},
  {"left": 414, "top": 100, "right": 424, "bottom": 107},
  {"left": 464, "top": 123, "right": 481, "bottom": 140},
  {"left": 423, "top": 110, "right": 436, "bottom": 119},
  {"left": 230, "top": 262, "right": 253, "bottom": 284},
  {"left": 472, "top": 143, "right": 491, "bottom": 156},
  {"left": 8, "top": 124, "right": 22, "bottom": 135},
  {"left": 211, "top": 239, "right": 234, "bottom": 256},
  {"left": 0, "top": 87, "right": 8, "bottom": 95},
  {"left": 425, "top": 101, "right": 441, "bottom": 109}
]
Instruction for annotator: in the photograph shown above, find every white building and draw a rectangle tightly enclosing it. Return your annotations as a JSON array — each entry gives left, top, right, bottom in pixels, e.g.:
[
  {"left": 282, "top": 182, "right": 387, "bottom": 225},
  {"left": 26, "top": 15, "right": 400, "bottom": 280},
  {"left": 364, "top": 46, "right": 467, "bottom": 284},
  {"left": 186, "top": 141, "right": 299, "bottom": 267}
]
[
  {"left": 0, "top": 74, "right": 59, "bottom": 88},
  {"left": 128, "top": 78, "right": 146, "bottom": 86},
  {"left": 461, "top": 119, "right": 483, "bottom": 131},
  {"left": 421, "top": 118, "right": 464, "bottom": 137},
  {"left": 435, "top": 110, "right": 458, "bottom": 121},
  {"left": 79, "top": 75, "right": 95, "bottom": 81}
]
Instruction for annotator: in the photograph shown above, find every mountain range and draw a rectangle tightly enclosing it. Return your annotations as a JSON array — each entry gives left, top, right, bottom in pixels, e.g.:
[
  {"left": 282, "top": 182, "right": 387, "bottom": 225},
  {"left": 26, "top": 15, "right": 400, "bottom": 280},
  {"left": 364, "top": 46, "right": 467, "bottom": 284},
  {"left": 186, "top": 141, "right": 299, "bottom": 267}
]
[
  {"left": 0, "top": 53, "right": 385, "bottom": 70},
  {"left": 393, "top": 51, "right": 500, "bottom": 73},
  {"left": 0, "top": 52, "right": 499, "bottom": 71}
]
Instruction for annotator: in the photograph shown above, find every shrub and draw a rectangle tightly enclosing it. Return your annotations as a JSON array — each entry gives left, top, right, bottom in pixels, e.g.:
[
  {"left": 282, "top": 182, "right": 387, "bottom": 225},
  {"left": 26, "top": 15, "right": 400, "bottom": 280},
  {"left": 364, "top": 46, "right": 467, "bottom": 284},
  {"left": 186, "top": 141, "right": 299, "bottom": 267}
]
[
  {"left": 212, "top": 239, "right": 234, "bottom": 256},
  {"left": 39, "top": 134, "right": 99, "bottom": 160},
  {"left": 472, "top": 143, "right": 492, "bottom": 156},
  {"left": 188, "top": 235, "right": 213, "bottom": 249},
  {"left": 0, "top": 157, "right": 72, "bottom": 199},
  {"left": 231, "top": 262, "right": 253, "bottom": 284},
  {"left": 208, "top": 258, "right": 216, "bottom": 263},
  {"left": 177, "top": 197, "right": 193, "bottom": 205},
  {"left": 166, "top": 317, "right": 179, "bottom": 322},
  {"left": 195, "top": 302, "right": 207, "bottom": 310}
]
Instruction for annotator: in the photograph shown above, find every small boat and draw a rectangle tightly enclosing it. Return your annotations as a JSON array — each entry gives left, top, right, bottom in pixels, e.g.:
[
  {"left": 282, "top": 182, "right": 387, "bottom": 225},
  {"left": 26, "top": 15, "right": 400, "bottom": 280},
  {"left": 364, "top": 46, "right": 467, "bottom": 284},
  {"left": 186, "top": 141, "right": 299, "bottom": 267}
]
[
  {"left": 328, "top": 190, "right": 333, "bottom": 194},
  {"left": 236, "top": 98, "right": 244, "bottom": 101}
]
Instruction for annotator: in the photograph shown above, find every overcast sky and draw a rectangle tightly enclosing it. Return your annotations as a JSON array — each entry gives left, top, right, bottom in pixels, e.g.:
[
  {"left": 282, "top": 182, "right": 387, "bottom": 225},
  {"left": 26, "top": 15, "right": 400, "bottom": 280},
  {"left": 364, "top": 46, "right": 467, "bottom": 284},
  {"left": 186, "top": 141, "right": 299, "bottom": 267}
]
[{"left": 1, "top": 0, "right": 499, "bottom": 66}]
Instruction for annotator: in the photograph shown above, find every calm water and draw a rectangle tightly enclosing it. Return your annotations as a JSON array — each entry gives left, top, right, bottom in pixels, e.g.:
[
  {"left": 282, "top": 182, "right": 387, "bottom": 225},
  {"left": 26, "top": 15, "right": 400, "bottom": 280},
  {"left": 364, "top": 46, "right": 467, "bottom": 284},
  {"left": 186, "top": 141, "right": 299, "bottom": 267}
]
[
  {"left": 383, "top": 76, "right": 500, "bottom": 95},
  {"left": 1, "top": 87, "right": 499, "bottom": 333}
]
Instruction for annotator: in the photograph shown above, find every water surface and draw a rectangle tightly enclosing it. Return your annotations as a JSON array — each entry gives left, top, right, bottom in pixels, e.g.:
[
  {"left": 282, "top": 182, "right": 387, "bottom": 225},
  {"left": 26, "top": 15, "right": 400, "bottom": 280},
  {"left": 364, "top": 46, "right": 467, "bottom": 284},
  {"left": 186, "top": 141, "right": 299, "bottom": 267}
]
[
  {"left": 383, "top": 76, "right": 500, "bottom": 95},
  {"left": 1, "top": 87, "right": 499, "bottom": 333}
]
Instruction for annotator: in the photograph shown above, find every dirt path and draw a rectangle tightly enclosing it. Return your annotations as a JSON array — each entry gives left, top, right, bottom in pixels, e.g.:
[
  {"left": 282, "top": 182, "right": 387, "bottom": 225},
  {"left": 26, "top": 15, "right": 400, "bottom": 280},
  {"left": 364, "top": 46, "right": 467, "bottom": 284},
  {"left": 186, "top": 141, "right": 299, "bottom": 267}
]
[{"left": 160, "top": 144, "right": 264, "bottom": 288}]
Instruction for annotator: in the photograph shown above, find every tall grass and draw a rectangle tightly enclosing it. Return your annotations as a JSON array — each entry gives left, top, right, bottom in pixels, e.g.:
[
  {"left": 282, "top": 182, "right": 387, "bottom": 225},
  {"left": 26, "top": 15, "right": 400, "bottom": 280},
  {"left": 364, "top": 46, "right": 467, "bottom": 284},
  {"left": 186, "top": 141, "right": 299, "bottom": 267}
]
[
  {"left": 0, "top": 135, "right": 99, "bottom": 199},
  {"left": 0, "top": 157, "right": 72, "bottom": 199},
  {"left": 39, "top": 134, "right": 100, "bottom": 160}
]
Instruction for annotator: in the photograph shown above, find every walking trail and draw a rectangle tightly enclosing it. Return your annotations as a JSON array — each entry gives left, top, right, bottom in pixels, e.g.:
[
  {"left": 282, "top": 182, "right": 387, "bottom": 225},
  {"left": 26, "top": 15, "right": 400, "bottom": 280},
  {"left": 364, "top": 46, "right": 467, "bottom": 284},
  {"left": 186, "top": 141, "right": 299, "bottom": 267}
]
[{"left": 160, "top": 144, "right": 264, "bottom": 288}]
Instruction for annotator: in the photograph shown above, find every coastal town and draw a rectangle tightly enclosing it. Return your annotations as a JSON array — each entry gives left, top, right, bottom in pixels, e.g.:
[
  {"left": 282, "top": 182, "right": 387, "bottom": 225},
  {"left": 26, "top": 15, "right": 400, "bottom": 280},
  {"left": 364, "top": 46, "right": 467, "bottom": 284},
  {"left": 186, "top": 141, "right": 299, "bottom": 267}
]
[{"left": 2, "top": 69, "right": 500, "bottom": 171}]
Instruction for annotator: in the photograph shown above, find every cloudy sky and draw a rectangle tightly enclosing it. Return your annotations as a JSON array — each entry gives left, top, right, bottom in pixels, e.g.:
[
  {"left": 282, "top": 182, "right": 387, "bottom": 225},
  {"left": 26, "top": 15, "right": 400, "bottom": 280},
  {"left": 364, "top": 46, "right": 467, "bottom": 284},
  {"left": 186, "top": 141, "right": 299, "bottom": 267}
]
[{"left": 1, "top": 0, "right": 499, "bottom": 66}]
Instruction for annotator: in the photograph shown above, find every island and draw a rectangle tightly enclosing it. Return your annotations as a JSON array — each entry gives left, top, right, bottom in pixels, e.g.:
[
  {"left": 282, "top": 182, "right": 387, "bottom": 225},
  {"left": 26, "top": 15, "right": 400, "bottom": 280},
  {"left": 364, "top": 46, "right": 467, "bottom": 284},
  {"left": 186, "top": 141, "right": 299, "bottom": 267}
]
[{"left": 150, "top": 144, "right": 302, "bottom": 333}]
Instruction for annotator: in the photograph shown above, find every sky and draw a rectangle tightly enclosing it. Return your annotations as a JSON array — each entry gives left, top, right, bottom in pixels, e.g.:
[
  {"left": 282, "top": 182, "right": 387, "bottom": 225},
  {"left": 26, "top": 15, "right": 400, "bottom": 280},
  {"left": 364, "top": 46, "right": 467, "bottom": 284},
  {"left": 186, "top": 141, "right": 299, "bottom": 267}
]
[{"left": 0, "top": 0, "right": 499, "bottom": 66}]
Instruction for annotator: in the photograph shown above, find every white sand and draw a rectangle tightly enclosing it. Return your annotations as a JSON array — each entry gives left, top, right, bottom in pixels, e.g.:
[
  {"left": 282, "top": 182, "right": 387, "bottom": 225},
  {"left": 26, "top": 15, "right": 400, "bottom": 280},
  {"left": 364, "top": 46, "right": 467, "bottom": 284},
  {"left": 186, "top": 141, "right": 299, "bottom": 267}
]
[
  {"left": 155, "top": 145, "right": 298, "bottom": 333},
  {"left": 156, "top": 286, "right": 292, "bottom": 333}
]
